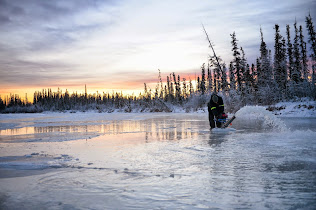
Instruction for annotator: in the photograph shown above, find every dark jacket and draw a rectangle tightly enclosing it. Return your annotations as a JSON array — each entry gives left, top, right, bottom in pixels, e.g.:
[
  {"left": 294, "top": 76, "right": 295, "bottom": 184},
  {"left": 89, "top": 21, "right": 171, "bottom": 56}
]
[{"left": 207, "top": 94, "right": 224, "bottom": 117}]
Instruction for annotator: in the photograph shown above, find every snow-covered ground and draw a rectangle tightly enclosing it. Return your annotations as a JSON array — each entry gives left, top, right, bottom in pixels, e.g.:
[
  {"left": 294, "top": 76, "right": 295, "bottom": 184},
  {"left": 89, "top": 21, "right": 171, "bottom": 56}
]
[
  {"left": 0, "top": 104, "right": 315, "bottom": 209},
  {"left": 265, "top": 99, "right": 316, "bottom": 117}
]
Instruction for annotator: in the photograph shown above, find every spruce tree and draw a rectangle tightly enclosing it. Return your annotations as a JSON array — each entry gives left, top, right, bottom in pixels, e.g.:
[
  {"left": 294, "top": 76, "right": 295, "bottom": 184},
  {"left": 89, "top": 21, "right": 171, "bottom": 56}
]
[
  {"left": 170, "top": 77, "right": 175, "bottom": 102},
  {"left": 299, "top": 25, "right": 308, "bottom": 81},
  {"left": 215, "top": 60, "right": 221, "bottom": 92},
  {"left": 305, "top": 13, "right": 316, "bottom": 59},
  {"left": 221, "top": 63, "right": 229, "bottom": 91},
  {"left": 207, "top": 63, "right": 213, "bottom": 92},
  {"left": 240, "top": 47, "right": 248, "bottom": 94},
  {"left": 250, "top": 63, "right": 257, "bottom": 93},
  {"left": 259, "top": 27, "right": 272, "bottom": 87},
  {"left": 209, "top": 56, "right": 219, "bottom": 92},
  {"left": 164, "top": 85, "right": 168, "bottom": 101},
  {"left": 293, "top": 20, "right": 302, "bottom": 82},
  {"left": 274, "top": 24, "right": 287, "bottom": 98},
  {"left": 244, "top": 64, "right": 253, "bottom": 95},
  {"left": 306, "top": 14, "right": 316, "bottom": 98},
  {"left": 182, "top": 78, "right": 187, "bottom": 100},
  {"left": 189, "top": 78, "right": 194, "bottom": 96},
  {"left": 286, "top": 25, "right": 294, "bottom": 81},
  {"left": 229, "top": 61, "right": 236, "bottom": 90},
  {"left": 230, "top": 32, "right": 242, "bottom": 91},
  {"left": 255, "top": 58, "right": 262, "bottom": 103},
  {"left": 177, "top": 75, "right": 182, "bottom": 102},
  {"left": 158, "top": 69, "right": 164, "bottom": 99},
  {"left": 200, "top": 63, "right": 206, "bottom": 94},
  {"left": 166, "top": 76, "right": 171, "bottom": 102}
]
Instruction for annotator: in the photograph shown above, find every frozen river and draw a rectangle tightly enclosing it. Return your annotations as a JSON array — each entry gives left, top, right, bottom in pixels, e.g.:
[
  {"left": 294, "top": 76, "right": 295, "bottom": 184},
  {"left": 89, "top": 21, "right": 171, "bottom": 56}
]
[{"left": 0, "top": 107, "right": 316, "bottom": 209}]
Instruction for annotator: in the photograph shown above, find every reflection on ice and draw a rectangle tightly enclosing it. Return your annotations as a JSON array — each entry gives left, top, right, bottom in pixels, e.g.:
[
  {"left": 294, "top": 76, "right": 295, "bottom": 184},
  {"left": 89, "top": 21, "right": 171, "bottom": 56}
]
[{"left": 0, "top": 115, "right": 210, "bottom": 142}]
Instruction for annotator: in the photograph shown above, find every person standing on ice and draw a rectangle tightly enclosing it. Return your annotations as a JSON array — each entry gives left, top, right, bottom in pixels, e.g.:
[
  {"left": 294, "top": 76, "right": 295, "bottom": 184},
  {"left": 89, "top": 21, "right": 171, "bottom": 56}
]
[{"left": 207, "top": 93, "right": 227, "bottom": 129}]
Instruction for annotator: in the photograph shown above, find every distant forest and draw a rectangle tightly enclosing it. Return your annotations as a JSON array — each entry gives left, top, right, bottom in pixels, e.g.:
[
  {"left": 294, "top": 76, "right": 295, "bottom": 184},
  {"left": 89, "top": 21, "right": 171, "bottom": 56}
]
[{"left": 1, "top": 14, "right": 315, "bottom": 113}]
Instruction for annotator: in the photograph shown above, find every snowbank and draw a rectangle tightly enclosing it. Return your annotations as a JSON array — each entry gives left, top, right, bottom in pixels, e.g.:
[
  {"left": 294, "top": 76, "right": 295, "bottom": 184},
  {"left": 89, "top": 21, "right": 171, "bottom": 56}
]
[{"left": 266, "top": 99, "right": 316, "bottom": 118}]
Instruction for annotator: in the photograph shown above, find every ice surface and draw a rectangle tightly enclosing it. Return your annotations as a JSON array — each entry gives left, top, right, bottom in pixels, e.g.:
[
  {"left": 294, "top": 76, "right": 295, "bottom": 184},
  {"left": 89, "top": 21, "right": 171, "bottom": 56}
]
[
  {"left": 0, "top": 154, "right": 74, "bottom": 171},
  {"left": 211, "top": 127, "right": 236, "bottom": 133},
  {"left": 0, "top": 108, "right": 316, "bottom": 209}
]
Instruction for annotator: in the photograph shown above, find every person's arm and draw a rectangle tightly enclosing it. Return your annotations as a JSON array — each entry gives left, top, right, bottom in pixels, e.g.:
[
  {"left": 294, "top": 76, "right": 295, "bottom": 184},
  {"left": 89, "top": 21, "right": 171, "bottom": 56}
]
[
  {"left": 210, "top": 101, "right": 219, "bottom": 116},
  {"left": 207, "top": 101, "right": 212, "bottom": 113}
]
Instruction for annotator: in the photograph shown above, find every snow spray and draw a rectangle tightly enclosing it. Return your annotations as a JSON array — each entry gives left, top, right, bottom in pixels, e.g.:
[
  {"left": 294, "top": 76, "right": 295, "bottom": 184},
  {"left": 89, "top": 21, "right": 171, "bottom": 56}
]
[{"left": 235, "top": 106, "right": 288, "bottom": 131}]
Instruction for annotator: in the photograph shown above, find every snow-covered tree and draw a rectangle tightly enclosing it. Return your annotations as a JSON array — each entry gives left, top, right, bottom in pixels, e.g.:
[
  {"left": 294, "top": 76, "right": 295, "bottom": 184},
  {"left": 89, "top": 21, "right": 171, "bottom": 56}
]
[
  {"left": 258, "top": 28, "right": 272, "bottom": 87},
  {"left": 221, "top": 63, "right": 229, "bottom": 91},
  {"left": 293, "top": 21, "right": 302, "bottom": 83},
  {"left": 305, "top": 13, "right": 316, "bottom": 99},
  {"left": 274, "top": 24, "right": 287, "bottom": 98},
  {"left": 306, "top": 13, "right": 316, "bottom": 60},
  {"left": 299, "top": 25, "right": 308, "bottom": 81},
  {"left": 286, "top": 24, "right": 294, "bottom": 81},
  {"left": 230, "top": 32, "right": 243, "bottom": 92},
  {"left": 207, "top": 63, "right": 213, "bottom": 92},
  {"left": 229, "top": 61, "right": 236, "bottom": 90},
  {"left": 200, "top": 63, "right": 206, "bottom": 95}
]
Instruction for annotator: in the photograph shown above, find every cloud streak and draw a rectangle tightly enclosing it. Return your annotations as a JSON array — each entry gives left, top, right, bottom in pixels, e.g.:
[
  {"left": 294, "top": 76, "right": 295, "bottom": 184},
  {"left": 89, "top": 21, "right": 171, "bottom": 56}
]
[{"left": 0, "top": 0, "right": 315, "bottom": 97}]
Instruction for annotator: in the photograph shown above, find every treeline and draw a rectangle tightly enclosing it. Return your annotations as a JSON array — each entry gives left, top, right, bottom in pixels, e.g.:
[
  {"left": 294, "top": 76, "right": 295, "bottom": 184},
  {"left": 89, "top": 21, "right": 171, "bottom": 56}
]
[
  {"left": 206, "top": 14, "right": 316, "bottom": 111},
  {"left": 1, "top": 14, "right": 315, "bottom": 114},
  {"left": 0, "top": 79, "right": 206, "bottom": 113}
]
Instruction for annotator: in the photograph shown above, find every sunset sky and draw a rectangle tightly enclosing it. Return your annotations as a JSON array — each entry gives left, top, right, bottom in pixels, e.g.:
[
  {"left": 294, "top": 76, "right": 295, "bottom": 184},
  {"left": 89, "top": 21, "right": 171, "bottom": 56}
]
[{"left": 0, "top": 0, "right": 315, "bottom": 100}]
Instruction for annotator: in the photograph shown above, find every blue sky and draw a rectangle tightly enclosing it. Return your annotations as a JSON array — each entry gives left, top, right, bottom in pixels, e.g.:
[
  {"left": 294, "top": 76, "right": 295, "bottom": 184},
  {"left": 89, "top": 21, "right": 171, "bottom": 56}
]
[{"left": 0, "top": 0, "right": 315, "bottom": 97}]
